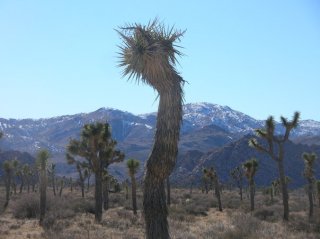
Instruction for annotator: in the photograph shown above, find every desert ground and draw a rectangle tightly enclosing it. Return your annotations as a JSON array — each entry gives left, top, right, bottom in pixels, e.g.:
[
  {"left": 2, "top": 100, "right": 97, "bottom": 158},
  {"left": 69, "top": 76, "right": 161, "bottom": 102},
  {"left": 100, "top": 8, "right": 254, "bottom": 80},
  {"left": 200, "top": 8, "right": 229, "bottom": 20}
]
[{"left": 0, "top": 186, "right": 319, "bottom": 239}]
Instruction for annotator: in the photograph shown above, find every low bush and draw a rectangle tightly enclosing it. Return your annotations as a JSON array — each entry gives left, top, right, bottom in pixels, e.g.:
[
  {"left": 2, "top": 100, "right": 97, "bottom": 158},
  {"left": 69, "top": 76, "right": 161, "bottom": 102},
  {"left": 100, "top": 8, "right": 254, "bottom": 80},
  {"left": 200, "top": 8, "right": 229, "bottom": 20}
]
[{"left": 12, "top": 193, "right": 40, "bottom": 219}]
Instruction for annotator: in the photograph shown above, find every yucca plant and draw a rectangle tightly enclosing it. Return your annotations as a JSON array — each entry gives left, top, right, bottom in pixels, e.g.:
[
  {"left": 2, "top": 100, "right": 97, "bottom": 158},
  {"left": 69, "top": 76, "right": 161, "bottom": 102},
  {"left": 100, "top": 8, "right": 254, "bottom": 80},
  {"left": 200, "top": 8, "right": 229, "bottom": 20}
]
[
  {"left": 243, "top": 158, "right": 258, "bottom": 211},
  {"left": 66, "top": 122, "right": 124, "bottom": 222},
  {"left": 117, "top": 19, "right": 185, "bottom": 238},
  {"left": 127, "top": 159, "right": 140, "bottom": 215},
  {"left": 249, "top": 112, "right": 299, "bottom": 220},
  {"left": 302, "top": 152, "right": 317, "bottom": 218},
  {"left": 37, "top": 149, "right": 49, "bottom": 225},
  {"left": 203, "top": 167, "right": 222, "bottom": 211}
]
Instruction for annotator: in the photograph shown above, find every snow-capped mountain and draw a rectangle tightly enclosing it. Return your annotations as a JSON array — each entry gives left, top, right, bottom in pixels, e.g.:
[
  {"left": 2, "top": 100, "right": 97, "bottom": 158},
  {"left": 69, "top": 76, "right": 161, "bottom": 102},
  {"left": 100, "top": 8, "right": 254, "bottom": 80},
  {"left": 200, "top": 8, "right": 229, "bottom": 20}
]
[
  {"left": 182, "top": 102, "right": 263, "bottom": 133},
  {"left": 0, "top": 102, "right": 319, "bottom": 158}
]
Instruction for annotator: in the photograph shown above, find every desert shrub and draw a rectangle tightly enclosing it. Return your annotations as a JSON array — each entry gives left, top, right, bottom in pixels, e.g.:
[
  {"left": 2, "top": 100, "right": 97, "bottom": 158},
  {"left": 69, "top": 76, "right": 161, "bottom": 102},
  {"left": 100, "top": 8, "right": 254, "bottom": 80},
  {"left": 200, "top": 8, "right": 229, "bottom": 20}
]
[
  {"left": 185, "top": 202, "right": 209, "bottom": 216},
  {"left": 12, "top": 193, "right": 40, "bottom": 219},
  {"left": 254, "top": 208, "right": 276, "bottom": 221},
  {"left": 169, "top": 206, "right": 196, "bottom": 222},
  {"left": 211, "top": 212, "right": 262, "bottom": 239},
  {"left": 71, "top": 198, "right": 95, "bottom": 214}
]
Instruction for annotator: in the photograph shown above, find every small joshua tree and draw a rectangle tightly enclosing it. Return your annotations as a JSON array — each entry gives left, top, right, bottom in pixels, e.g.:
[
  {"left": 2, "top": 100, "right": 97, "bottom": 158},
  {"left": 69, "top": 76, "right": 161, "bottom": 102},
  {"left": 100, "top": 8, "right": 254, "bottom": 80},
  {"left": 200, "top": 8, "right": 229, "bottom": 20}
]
[
  {"left": 203, "top": 167, "right": 222, "bottom": 211},
  {"left": 249, "top": 112, "right": 299, "bottom": 221},
  {"left": 302, "top": 152, "right": 317, "bottom": 219},
  {"left": 37, "top": 149, "right": 49, "bottom": 225},
  {"left": 127, "top": 159, "right": 140, "bottom": 215},
  {"left": 243, "top": 158, "right": 258, "bottom": 211},
  {"left": 230, "top": 166, "right": 244, "bottom": 201}
]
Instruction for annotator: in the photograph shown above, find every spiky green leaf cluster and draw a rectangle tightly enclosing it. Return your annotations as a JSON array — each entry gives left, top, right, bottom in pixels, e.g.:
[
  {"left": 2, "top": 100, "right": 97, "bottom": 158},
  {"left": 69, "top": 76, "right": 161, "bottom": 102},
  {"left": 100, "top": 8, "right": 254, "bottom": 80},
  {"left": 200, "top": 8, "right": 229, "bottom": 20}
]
[
  {"left": 117, "top": 19, "right": 185, "bottom": 91},
  {"left": 127, "top": 158, "right": 140, "bottom": 176},
  {"left": 243, "top": 158, "right": 258, "bottom": 179},
  {"left": 302, "top": 152, "right": 317, "bottom": 179}
]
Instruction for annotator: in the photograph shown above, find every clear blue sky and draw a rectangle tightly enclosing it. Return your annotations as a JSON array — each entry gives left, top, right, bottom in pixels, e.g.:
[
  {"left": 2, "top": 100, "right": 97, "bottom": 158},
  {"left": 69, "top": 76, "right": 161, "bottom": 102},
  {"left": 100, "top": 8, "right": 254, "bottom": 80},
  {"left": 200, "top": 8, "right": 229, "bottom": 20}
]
[{"left": 1, "top": 0, "right": 319, "bottom": 120}]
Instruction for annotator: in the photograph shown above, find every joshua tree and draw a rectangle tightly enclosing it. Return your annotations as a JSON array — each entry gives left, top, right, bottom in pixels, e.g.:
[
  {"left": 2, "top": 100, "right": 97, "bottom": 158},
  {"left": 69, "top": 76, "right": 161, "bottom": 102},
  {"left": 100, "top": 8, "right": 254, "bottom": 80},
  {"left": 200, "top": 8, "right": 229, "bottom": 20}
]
[
  {"left": 124, "top": 179, "right": 129, "bottom": 200},
  {"left": 11, "top": 158, "right": 19, "bottom": 195},
  {"left": 249, "top": 112, "right": 299, "bottom": 221},
  {"left": 230, "top": 166, "right": 244, "bottom": 201},
  {"left": 117, "top": 20, "right": 185, "bottom": 238},
  {"left": 243, "top": 158, "right": 258, "bottom": 211},
  {"left": 67, "top": 122, "right": 124, "bottom": 222},
  {"left": 69, "top": 177, "right": 73, "bottom": 192},
  {"left": 203, "top": 167, "right": 223, "bottom": 211},
  {"left": 37, "top": 149, "right": 49, "bottom": 225},
  {"left": 59, "top": 176, "right": 66, "bottom": 197},
  {"left": 127, "top": 158, "right": 140, "bottom": 215},
  {"left": 48, "top": 163, "right": 56, "bottom": 196},
  {"left": 201, "top": 174, "right": 210, "bottom": 194},
  {"left": 2, "top": 160, "right": 14, "bottom": 208},
  {"left": 302, "top": 152, "right": 317, "bottom": 219},
  {"left": 66, "top": 154, "right": 88, "bottom": 198}
]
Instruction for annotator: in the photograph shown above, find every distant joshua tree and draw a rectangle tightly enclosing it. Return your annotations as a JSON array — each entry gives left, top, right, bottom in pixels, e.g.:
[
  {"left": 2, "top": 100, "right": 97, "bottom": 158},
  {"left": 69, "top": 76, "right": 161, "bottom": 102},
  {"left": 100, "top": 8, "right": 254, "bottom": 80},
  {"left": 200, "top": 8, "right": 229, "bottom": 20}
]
[
  {"left": 117, "top": 20, "right": 185, "bottom": 239},
  {"left": 37, "top": 149, "right": 49, "bottom": 226},
  {"left": 48, "top": 163, "right": 56, "bottom": 196},
  {"left": 302, "top": 152, "right": 317, "bottom": 219},
  {"left": 230, "top": 166, "right": 244, "bottom": 201},
  {"left": 243, "top": 158, "right": 258, "bottom": 211},
  {"left": 127, "top": 158, "right": 140, "bottom": 215},
  {"left": 249, "top": 112, "right": 299, "bottom": 221},
  {"left": 67, "top": 122, "right": 124, "bottom": 222},
  {"left": 11, "top": 158, "right": 19, "bottom": 195},
  {"left": 2, "top": 160, "right": 14, "bottom": 208},
  {"left": 66, "top": 154, "right": 88, "bottom": 198},
  {"left": 203, "top": 167, "right": 222, "bottom": 211}
]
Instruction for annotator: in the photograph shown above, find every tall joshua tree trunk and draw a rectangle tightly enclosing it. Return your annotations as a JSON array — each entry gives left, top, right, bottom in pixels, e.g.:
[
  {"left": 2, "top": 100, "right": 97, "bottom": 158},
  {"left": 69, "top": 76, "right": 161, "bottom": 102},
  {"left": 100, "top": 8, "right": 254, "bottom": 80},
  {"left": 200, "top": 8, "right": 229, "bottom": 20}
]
[
  {"left": 95, "top": 171, "right": 103, "bottom": 222},
  {"left": 214, "top": 178, "right": 222, "bottom": 212},
  {"left": 103, "top": 177, "right": 109, "bottom": 211},
  {"left": 278, "top": 159, "right": 289, "bottom": 220},
  {"left": 144, "top": 85, "right": 183, "bottom": 238},
  {"left": 307, "top": 178, "right": 313, "bottom": 218},
  {"left": 249, "top": 178, "right": 255, "bottom": 211},
  {"left": 131, "top": 175, "right": 138, "bottom": 215}
]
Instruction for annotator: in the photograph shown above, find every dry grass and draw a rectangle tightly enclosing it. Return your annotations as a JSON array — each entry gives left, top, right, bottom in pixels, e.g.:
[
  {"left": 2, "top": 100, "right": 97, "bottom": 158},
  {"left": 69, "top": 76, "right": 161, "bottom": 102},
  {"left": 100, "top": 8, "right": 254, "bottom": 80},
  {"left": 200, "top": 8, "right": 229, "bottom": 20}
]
[{"left": 0, "top": 186, "right": 319, "bottom": 238}]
